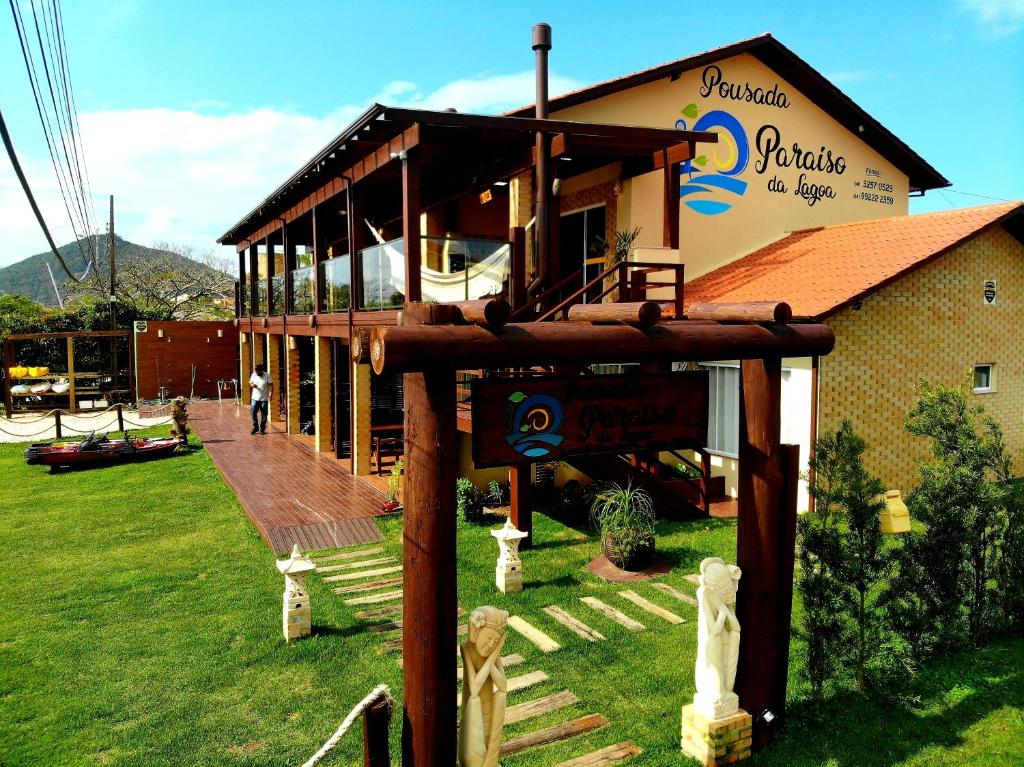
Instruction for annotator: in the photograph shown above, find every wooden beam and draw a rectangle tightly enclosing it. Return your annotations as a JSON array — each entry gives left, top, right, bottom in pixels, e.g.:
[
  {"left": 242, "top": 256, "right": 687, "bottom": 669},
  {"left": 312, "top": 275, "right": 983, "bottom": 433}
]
[
  {"left": 402, "top": 147, "right": 422, "bottom": 303},
  {"left": 401, "top": 309, "right": 457, "bottom": 766},
  {"left": 450, "top": 299, "right": 511, "bottom": 328},
  {"left": 688, "top": 302, "right": 793, "bottom": 324},
  {"left": 735, "top": 356, "right": 792, "bottom": 750},
  {"left": 566, "top": 301, "right": 661, "bottom": 327},
  {"left": 369, "top": 318, "right": 835, "bottom": 374},
  {"left": 663, "top": 153, "right": 681, "bottom": 250},
  {"left": 651, "top": 141, "right": 696, "bottom": 169}
]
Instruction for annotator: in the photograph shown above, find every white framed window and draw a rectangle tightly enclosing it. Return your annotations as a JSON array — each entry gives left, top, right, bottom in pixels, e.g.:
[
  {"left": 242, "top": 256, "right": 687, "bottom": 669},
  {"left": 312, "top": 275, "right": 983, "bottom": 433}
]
[
  {"left": 973, "top": 363, "right": 995, "bottom": 393},
  {"left": 699, "top": 363, "right": 741, "bottom": 458}
]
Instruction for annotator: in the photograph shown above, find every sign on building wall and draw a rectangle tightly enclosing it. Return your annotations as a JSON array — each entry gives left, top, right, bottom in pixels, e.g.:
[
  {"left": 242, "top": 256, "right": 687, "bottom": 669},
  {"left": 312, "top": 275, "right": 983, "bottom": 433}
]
[
  {"left": 983, "top": 279, "right": 997, "bottom": 305},
  {"left": 471, "top": 371, "right": 709, "bottom": 468}
]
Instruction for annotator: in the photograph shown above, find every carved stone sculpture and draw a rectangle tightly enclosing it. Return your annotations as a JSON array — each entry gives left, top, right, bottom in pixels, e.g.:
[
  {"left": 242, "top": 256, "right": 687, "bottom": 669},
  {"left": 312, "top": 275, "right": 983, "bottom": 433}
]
[
  {"left": 276, "top": 544, "right": 316, "bottom": 641},
  {"left": 458, "top": 606, "right": 509, "bottom": 767},
  {"left": 693, "top": 556, "right": 742, "bottom": 719},
  {"left": 491, "top": 519, "right": 528, "bottom": 593}
]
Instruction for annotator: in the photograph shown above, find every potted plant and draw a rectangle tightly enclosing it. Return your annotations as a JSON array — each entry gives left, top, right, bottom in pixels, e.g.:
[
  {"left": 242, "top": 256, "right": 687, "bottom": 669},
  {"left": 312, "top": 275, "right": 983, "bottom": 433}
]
[
  {"left": 590, "top": 481, "right": 656, "bottom": 570},
  {"left": 483, "top": 479, "right": 511, "bottom": 517},
  {"left": 384, "top": 459, "right": 403, "bottom": 512}
]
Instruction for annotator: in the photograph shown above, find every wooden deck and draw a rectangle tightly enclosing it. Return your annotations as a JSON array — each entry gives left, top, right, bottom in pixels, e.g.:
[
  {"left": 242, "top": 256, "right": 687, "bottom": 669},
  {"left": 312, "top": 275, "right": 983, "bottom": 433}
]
[{"left": 189, "top": 400, "right": 384, "bottom": 554}]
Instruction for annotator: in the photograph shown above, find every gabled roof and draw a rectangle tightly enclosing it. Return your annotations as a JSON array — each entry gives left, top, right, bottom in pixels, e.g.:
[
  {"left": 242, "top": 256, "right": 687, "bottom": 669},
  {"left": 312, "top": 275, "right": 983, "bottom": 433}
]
[
  {"left": 507, "top": 34, "right": 948, "bottom": 193},
  {"left": 683, "top": 202, "right": 1024, "bottom": 321}
]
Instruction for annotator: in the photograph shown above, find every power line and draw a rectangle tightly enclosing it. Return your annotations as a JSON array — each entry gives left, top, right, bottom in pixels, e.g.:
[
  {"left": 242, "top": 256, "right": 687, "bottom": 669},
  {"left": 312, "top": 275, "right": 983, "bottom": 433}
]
[
  {"left": 0, "top": 108, "right": 81, "bottom": 282},
  {"left": 7, "top": 0, "right": 89, "bottom": 265}
]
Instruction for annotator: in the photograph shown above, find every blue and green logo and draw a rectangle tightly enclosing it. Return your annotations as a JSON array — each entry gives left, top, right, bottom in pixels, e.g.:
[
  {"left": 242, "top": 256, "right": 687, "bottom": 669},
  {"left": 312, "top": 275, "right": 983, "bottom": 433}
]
[
  {"left": 505, "top": 391, "right": 564, "bottom": 459},
  {"left": 675, "top": 105, "right": 749, "bottom": 216}
]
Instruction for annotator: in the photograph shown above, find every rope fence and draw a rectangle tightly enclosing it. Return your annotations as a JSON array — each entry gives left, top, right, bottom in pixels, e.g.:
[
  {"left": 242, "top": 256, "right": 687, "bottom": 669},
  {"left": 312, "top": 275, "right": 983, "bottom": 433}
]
[
  {"left": 299, "top": 684, "right": 393, "bottom": 767},
  {"left": 0, "top": 405, "right": 174, "bottom": 442}
]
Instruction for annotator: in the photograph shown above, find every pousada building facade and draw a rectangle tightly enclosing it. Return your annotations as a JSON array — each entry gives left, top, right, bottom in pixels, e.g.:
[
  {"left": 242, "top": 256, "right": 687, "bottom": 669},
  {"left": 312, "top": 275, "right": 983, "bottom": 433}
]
[{"left": 223, "top": 32, "right": 1023, "bottom": 510}]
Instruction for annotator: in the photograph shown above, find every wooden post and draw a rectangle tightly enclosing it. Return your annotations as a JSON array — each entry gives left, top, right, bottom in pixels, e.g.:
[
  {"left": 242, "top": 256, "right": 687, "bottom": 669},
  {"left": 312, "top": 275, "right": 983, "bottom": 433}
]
[
  {"left": 266, "top": 235, "right": 275, "bottom": 315},
  {"left": 663, "top": 152, "right": 681, "bottom": 250},
  {"left": 701, "top": 449, "right": 712, "bottom": 515},
  {"left": 66, "top": 336, "right": 76, "bottom": 414},
  {"left": 735, "top": 355, "right": 788, "bottom": 749},
  {"left": 54, "top": 409, "right": 62, "bottom": 439},
  {"left": 3, "top": 340, "right": 14, "bottom": 415},
  {"left": 237, "top": 250, "right": 247, "bottom": 316},
  {"left": 249, "top": 244, "right": 259, "bottom": 318},
  {"left": 116, "top": 403, "right": 124, "bottom": 432},
  {"left": 674, "top": 264, "right": 685, "bottom": 319},
  {"left": 363, "top": 696, "right": 392, "bottom": 767},
  {"left": 402, "top": 361, "right": 458, "bottom": 766},
  {"left": 510, "top": 464, "right": 532, "bottom": 548},
  {"left": 402, "top": 148, "right": 422, "bottom": 304},
  {"left": 311, "top": 204, "right": 322, "bottom": 313},
  {"left": 510, "top": 226, "right": 526, "bottom": 310}
]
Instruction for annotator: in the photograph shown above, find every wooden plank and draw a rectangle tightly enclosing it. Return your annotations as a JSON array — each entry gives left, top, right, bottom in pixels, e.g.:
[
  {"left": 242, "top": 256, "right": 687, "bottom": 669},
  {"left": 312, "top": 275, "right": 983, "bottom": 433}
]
[
  {"left": 324, "top": 565, "right": 402, "bottom": 583},
  {"left": 505, "top": 690, "right": 579, "bottom": 726},
  {"left": 333, "top": 577, "right": 402, "bottom": 595},
  {"left": 507, "top": 615, "right": 562, "bottom": 653},
  {"left": 554, "top": 741, "right": 643, "bottom": 767},
  {"left": 650, "top": 582, "right": 698, "bottom": 607},
  {"left": 312, "top": 544, "right": 385, "bottom": 561},
  {"left": 344, "top": 589, "right": 403, "bottom": 606},
  {"left": 456, "top": 653, "right": 525, "bottom": 680},
  {"left": 318, "top": 556, "right": 397, "bottom": 573},
  {"left": 684, "top": 573, "right": 700, "bottom": 585},
  {"left": 355, "top": 603, "right": 403, "bottom": 620},
  {"left": 500, "top": 714, "right": 608, "bottom": 757},
  {"left": 505, "top": 670, "right": 549, "bottom": 694},
  {"left": 579, "top": 598, "right": 646, "bottom": 632},
  {"left": 618, "top": 590, "right": 685, "bottom": 625},
  {"left": 543, "top": 606, "right": 605, "bottom": 642},
  {"left": 381, "top": 624, "right": 469, "bottom": 651},
  {"left": 369, "top": 608, "right": 465, "bottom": 633}
]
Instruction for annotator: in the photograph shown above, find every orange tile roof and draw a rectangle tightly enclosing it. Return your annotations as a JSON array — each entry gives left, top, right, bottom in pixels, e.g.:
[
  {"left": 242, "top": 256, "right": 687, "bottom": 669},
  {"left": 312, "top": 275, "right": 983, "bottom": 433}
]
[{"left": 683, "top": 202, "right": 1023, "bottom": 321}]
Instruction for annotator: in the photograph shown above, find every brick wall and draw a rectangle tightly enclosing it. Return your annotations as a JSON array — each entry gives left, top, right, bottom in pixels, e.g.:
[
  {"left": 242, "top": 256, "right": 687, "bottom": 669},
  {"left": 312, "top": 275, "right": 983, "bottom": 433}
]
[
  {"left": 818, "top": 226, "right": 1024, "bottom": 491},
  {"left": 134, "top": 320, "right": 237, "bottom": 400},
  {"left": 560, "top": 180, "right": 618, "bottom": 254}
]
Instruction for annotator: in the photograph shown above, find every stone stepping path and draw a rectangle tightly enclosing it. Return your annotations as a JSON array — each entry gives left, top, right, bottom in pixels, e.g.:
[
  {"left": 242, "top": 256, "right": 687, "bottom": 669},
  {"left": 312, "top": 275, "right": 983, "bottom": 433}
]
[
  {"left": 500, "top": 714, "right": 608, "bottom": 757},
  {"left": 508, "top": 615, "right": 561, "bottom": 653},
  {"left": 332, "top": 577, "right": 403, "bottom": 595},
  {"left": 397, "top": 652, "right": 525, "bottom": 672},
  {"left": 506, "top": 690, "right": 579, "bottom": 726},
  {"left": 650, "top": 582, "right": 698, "bottom": 608},
  {"left": 318, "top": 556, "right": 396, "bottom": 573},
  {"left": 617, "top": 590, "right": 685, "bottom": 625},
  {"left": 543, "top": 606, "right": 606, "bottom": 642},
  {"left": 381, "top": 624, "right": 469, "bottom": 651},
  {"left": 344, "top": 589, "right": 403, "bottom": 606},
  {"left": 554, "top": 741, "right": 642, "bottom": 766},
  {"left": 579, "top": 597, "right": 646, "bottom": 632},
  {"left": 313, "top": 546, "right": 384, "bottom": 564},
  {"left": 367, "top": 607, "right": 465, "bottom": 634},
  {"left": 354, "top": 603, "right": 403, "bottom": 620},
  {"left": 324, "top": 565, "right": 402, "bottom": 583}
]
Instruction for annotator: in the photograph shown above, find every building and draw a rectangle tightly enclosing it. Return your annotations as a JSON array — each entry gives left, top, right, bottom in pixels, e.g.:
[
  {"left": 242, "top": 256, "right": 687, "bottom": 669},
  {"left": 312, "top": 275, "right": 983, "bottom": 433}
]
[{"left": 222, "top": 31, "right": 1021, "bottom": 509}]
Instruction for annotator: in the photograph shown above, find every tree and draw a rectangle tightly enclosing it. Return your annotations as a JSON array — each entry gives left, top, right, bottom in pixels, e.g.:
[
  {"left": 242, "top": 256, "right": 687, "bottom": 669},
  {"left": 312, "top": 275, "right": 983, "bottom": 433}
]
[
  {"left": 67, "top": 241, "right": 234, "bottom": 321},
  {"left": 800, "top": 420, "right": 891, "bottom": 700},
  {"left": 886, "top": 379, "right": 1008, "bottom": 656}
]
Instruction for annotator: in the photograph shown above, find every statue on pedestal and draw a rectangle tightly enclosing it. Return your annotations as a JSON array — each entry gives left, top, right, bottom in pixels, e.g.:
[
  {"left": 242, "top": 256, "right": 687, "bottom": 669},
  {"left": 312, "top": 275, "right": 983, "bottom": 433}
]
[
  {"left": 693, "top": 556, "right": 742, "bottom": 719},
  {"left": 458, "top": 606, "right": 509, "bottom": 767}
]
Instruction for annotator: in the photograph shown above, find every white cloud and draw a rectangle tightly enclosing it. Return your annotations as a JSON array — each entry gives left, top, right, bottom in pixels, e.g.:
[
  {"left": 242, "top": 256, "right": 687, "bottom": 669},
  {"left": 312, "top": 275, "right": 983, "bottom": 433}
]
[
  {"left": 0, "top": 69, "right": 583, "bottom": 270},
  {"left": 958, "top": 0, "right": 1024, "bottom": 37}
]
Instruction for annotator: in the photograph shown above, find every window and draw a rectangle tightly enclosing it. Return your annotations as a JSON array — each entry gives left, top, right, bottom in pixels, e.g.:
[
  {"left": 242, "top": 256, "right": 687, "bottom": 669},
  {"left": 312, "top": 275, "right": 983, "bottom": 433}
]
[
  {"left": 974, "top": 363, "right": 995, "bottom": 393},
  {"left": 701, "top": 364, "right": 740, "bottom": 458}
]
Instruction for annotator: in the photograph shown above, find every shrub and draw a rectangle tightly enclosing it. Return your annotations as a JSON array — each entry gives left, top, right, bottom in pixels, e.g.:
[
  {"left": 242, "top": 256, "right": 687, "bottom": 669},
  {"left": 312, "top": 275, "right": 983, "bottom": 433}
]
[{"left": 456, "top": 477, "right": 484, "bottom": 523}]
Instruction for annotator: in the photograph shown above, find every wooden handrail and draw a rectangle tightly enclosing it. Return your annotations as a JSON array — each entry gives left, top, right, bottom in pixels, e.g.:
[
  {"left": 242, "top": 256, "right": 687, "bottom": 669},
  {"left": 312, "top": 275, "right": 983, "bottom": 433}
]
[
  {"left": 509, "top": 268, "right": 584, "bottom": 321},
  {"left": 535, "top": 262, "right": 624, "bottom": 322}
]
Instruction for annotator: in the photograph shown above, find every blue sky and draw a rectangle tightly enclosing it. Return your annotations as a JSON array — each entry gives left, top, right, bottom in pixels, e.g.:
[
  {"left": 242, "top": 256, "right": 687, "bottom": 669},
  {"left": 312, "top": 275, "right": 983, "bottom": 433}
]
[{"left": 1, "top": 0, "right": 1022, "bottom": 267}]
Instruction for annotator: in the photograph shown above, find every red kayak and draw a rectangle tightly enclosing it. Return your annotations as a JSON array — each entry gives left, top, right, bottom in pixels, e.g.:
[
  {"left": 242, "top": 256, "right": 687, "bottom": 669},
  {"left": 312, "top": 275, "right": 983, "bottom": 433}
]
[{"left": 25, "top": 432, "right": 180, "bottom": 468}]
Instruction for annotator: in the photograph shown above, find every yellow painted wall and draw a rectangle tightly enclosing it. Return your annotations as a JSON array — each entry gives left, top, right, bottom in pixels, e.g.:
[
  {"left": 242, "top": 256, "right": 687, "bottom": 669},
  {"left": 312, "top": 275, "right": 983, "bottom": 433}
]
[
  {"left": 818, "top": 226, "right": 1024, "bottom": 492},
  {"left": 553, "top": 53, "right": 911, "bottom": 278}
]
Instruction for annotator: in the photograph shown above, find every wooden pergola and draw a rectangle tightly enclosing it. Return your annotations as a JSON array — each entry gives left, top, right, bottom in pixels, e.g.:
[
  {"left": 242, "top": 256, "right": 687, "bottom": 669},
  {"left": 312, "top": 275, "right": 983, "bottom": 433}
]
[{"left": 362, "top": 300, "right": 834, "bottom": 765}]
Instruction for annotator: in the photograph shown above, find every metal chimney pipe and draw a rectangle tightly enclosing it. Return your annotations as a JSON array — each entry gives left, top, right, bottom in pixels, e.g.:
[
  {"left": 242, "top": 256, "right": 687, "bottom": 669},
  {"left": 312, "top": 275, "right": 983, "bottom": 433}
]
[{"left": 532, "top": 23, "right": 552, "bottom": 292}]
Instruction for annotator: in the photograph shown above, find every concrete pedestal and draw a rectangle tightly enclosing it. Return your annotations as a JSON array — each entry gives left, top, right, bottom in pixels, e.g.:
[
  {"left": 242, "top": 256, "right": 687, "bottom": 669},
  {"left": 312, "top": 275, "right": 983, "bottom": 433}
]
[{"left": 681, "top": 704, "right": 752, "bottom": 766}]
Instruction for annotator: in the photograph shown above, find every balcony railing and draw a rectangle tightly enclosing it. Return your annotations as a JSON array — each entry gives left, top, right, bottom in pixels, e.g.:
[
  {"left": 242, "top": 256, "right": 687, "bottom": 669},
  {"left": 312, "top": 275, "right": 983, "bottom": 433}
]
[
  {"left": 320, "top": 255, "right": 351, "bottom": 312},
  {"left": 357, "top": 236, "right": 511, "bottom": 310},
  {"left": 290, "top": 266, "right": 315, "bottom": 315},
  {"left": 270, "top": 274, "right": 285, "bottom": 315},
  {"left": 255, "top": 280, "right": 267, "bottom": 316}
]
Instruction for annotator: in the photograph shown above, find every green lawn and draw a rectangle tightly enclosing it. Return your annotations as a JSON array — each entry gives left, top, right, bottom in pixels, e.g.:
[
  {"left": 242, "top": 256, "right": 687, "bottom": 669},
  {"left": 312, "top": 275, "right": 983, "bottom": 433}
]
[{"left": 0, "top": 435, "right": 1021, "bottom": 766}]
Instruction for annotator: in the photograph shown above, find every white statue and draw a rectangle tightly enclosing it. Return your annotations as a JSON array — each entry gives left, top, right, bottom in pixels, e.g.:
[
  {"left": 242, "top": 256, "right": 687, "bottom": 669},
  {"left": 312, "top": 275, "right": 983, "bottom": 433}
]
[
  {"left": 492, "top": 519, "right": 528, "bottom": 593},
  {"left": 458, "top": 606, "right": 509, "bottom": 767},
  {"left": 693, "top": 556, "right": 742, "bottom": 719}
]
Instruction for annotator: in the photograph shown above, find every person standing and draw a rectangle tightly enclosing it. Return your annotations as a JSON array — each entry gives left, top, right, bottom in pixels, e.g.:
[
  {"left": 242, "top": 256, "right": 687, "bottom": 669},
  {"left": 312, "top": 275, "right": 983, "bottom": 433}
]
[{"left": 249, "top": 363, "right": 273, "bottom": 435}]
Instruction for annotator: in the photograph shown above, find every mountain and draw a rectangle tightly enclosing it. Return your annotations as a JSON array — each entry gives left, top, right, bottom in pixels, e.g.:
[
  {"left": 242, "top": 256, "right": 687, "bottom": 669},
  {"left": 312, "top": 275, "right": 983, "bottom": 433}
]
[{"left": 0, "top": 235, "right": 225, "bottom": 306}]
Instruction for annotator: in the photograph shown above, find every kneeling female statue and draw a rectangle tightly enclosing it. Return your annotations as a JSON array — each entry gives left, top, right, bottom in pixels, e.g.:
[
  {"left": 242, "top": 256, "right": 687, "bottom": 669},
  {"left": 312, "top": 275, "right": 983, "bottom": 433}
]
[
  {"left": 693, "top": 556, "right": 742, "bottom": 719},
  {"left": 458, "top": 606, "right": 510, "bottom": 767}
]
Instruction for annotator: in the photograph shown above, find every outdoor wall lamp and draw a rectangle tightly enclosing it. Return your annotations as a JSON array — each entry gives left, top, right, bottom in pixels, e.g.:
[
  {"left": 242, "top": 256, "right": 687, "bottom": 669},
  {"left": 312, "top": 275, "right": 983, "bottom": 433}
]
[
  {"left": 217, "top": 329, "right": 224, "bottom": 338},
  {"left": 157, "top": 329, "right": 164, "bottom": 338}
]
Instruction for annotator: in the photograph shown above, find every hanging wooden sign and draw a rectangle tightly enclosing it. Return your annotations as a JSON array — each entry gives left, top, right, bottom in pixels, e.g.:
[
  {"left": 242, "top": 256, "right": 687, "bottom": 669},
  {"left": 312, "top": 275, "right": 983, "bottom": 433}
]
[{"left": 470, "top": 370, "right": 709, "bottom": 468}]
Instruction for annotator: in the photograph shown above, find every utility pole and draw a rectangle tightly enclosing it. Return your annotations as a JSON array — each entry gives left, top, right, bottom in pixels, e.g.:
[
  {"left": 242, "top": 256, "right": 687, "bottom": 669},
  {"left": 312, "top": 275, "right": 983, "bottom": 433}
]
[{"left": 108, "top": 194, "right": 119, "bottom": 395}]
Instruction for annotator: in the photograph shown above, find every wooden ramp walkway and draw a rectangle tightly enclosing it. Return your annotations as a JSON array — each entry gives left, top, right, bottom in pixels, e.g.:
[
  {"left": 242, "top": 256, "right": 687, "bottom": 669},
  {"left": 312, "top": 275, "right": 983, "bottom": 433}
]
[{"left": 189, "top": 400, "right": 384, "bottom": 554}]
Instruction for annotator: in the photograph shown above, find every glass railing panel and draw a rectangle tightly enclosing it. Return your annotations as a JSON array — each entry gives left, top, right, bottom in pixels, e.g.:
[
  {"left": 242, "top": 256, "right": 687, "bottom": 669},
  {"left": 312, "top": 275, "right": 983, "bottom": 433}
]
[
  {"left": 359, "top": 239, "right": 405, "bottom": 310},
  {"left": 420, "top": 237, "right": 511, "bottom": 303},
  {"left": 290, "top": 266, "right": 315, "bottom": 314},
  {"left": 319, "top": 255, "right": 351, "bottom": 312},
  {"left": 255, "top": 280, "right": 267, "bottom": 316},
  {"left": 270, "top": 274, "right": 285, "bottom": 315}
]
